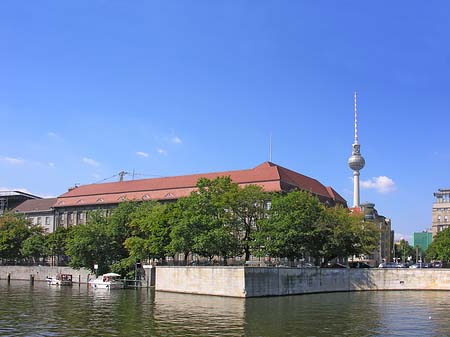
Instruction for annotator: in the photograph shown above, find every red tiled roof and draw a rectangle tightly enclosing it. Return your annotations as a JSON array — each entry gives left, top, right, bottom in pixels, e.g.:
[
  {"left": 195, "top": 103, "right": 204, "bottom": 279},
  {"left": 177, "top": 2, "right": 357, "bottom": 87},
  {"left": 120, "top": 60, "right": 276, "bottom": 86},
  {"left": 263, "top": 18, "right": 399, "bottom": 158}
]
[
  {"left": 13, "top": 198, "right": 57, "bottom": 213},
  {"left": 349, "top": 207, "right": 362, "bottom": 214},
  {"left": 55, "top": 162, "right": 346, "bottom": 207},
  {"left": 325, "top": 186, "right": 347, "bottom": 204}
]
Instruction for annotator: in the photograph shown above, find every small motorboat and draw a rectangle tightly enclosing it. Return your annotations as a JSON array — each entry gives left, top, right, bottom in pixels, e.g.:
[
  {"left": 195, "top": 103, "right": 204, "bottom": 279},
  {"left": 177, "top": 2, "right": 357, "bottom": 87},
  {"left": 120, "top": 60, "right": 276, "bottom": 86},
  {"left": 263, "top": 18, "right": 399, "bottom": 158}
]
[
  {"left": 46, "top": 273, "right": 73, "bottom": 286},
  {"left": 88, "top": 272, "right": 124, "bottom": 289}
]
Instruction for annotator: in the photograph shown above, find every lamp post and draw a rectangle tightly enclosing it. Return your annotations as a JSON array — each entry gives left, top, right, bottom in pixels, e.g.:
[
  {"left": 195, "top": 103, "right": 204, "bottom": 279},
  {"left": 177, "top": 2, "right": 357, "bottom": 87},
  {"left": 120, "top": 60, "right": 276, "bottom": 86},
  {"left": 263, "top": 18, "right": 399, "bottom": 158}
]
[{"left": 400, "top": 237, "right": 407, "bottom": 265}]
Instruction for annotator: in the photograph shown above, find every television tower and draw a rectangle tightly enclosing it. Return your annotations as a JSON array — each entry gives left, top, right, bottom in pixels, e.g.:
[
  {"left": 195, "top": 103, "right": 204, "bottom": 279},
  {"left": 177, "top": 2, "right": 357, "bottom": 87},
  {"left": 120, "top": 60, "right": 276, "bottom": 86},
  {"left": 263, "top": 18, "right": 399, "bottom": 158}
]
[{"left": 348, "top": 92, "right": 365, "bottom": 208}]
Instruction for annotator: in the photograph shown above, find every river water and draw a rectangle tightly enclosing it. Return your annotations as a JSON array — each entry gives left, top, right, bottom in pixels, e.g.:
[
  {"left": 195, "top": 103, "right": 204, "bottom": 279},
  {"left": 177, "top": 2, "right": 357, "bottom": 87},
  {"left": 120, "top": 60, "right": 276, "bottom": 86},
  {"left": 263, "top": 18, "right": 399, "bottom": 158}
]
[{"left": 1, "top": 280, "right": 450, "bottom": 336}]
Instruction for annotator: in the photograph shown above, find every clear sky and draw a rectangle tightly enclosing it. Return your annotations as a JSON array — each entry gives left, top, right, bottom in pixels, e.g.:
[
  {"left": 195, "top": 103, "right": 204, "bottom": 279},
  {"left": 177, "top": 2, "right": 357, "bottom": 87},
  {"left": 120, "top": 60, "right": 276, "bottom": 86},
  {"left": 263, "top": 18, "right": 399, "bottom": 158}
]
[{"left": 1, "top": 1, "right": 449, "bottom": 241}]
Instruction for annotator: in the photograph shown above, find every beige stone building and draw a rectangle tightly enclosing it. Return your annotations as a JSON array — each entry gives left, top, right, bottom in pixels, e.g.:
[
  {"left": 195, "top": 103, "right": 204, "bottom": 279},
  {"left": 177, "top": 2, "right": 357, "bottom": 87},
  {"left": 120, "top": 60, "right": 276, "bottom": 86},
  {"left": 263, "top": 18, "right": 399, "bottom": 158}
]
[
  {"left": 14, "top": 198, "right": 58, "bottom": 233},
  {"left": 359, "top": 203, "right": 392, "bottom": 266},
  {"left": 432, "top": 188, "right": 450, "bottom": 237}
]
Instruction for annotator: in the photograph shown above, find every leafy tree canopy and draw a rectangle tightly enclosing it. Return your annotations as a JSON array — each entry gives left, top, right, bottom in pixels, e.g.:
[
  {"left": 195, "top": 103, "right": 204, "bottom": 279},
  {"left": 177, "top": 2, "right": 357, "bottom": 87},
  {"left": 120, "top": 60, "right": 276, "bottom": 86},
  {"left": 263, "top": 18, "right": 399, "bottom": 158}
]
[{"left": 426, "top": 228, "right": 450, "bottom": 261}]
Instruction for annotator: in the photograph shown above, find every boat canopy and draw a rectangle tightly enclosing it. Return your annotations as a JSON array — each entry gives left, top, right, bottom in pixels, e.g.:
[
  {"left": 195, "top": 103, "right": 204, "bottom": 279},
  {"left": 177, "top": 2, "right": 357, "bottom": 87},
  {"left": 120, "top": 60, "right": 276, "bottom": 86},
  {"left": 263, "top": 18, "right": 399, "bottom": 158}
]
[{"left": 103, "top": 273, "right": 121, "bottom": 277}]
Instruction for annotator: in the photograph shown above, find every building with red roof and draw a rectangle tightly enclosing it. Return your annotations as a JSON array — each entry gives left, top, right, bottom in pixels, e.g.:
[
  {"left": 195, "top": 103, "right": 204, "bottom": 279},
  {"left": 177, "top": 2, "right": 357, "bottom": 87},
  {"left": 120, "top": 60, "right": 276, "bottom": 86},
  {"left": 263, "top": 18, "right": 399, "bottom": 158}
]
[{"left": 53, "top": 162, "right": 347, "bottom": 227}]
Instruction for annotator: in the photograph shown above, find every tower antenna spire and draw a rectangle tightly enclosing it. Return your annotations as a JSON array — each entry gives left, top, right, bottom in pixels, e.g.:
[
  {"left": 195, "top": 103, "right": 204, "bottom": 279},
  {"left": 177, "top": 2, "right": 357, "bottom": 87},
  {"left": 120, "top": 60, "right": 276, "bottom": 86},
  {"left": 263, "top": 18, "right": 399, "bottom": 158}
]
[
  {"left": 354, "top": 91, "right": 358, "bottom": 144},
  {"left": 269, "top": 131, "right": 272, "bottom": 162}
]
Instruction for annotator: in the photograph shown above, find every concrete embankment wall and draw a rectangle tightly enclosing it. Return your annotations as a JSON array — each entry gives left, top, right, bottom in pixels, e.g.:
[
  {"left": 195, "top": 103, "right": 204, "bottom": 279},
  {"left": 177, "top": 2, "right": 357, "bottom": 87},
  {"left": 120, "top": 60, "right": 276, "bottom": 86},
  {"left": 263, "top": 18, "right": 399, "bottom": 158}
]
[
  {"left": 156, "top": 266, "right": 246, "bottom": 297},
  {"left": 0, "top": 266, "right": 92, "bottom": 283},
  {"left": 156, "top": 267, "right": 450, "bottom": 298}
]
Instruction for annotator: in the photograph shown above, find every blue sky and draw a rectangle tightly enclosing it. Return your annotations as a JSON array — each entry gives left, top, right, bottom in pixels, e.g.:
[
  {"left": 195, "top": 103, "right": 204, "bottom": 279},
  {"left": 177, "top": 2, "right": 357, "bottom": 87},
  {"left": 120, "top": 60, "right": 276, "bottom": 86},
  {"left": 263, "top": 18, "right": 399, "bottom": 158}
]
[{"left": 1, "top": 1, "right": 449, "bottom": 240}]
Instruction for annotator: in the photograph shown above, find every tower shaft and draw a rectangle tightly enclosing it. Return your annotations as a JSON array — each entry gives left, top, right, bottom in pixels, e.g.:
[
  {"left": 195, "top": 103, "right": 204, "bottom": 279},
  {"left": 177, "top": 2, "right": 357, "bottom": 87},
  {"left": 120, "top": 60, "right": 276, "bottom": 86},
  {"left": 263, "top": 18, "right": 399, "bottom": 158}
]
[{"left": 353, "top": 171, "right": 360, "bottom": 208}]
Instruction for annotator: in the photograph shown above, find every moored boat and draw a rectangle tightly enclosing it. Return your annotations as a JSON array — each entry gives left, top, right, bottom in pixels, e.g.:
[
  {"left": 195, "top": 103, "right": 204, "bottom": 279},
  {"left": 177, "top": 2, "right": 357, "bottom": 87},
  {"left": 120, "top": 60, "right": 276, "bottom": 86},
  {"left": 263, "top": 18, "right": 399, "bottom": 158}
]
[
  {"left": 88, "top": 273, "right": 124, "bottom": 289},
  {"left": 46, "top": 273, "right": 73, "bottom": 286}
]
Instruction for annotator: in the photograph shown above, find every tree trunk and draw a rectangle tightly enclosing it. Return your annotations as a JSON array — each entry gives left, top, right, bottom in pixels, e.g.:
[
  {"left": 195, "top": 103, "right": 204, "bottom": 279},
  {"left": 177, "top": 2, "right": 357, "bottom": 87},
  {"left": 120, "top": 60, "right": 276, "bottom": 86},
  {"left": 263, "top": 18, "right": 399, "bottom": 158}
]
[{"left": 245, "top": 246, "right": 251, "bottom": 261}]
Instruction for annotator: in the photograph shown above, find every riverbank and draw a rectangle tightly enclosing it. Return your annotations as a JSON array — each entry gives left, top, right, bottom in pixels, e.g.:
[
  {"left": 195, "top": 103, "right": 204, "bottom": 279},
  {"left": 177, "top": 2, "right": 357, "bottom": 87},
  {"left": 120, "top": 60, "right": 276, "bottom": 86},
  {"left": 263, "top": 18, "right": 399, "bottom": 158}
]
[{"left": 3, "top": 265, "right": 450, "bottom": 298}]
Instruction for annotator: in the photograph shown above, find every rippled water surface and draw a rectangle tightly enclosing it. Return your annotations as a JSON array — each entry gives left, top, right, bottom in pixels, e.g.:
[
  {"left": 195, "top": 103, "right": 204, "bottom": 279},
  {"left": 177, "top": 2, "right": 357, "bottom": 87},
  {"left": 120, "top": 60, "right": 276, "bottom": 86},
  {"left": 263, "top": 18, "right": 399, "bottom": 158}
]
[{"left": 1, "top": 280, "right": 450, "bottom": 336}]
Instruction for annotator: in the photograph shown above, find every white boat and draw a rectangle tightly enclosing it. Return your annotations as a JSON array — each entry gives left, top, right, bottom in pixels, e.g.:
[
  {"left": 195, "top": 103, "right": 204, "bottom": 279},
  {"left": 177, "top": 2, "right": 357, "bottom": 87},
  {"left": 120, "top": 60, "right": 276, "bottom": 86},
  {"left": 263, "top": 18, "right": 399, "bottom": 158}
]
[
  {"left": 46, "top": 273, "right": 73, "bottom": 286},
  {"left": 88, "top": 272, "right": 124, "bottom": 289}
]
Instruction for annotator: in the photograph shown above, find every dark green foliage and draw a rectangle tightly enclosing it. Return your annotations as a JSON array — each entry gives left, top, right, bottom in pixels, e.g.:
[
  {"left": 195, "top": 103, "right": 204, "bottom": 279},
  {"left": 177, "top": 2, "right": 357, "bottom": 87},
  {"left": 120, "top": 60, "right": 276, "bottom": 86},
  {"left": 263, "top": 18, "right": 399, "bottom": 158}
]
[
  {"left": 124, "top": 201, "right": 172, "bottom": 261},
  {"left": 21, "top": 233, "right": 47, "bottom": 263},
  {"left": 45, "top": 226, "right": 71, "bottom": 264},
  {"left": 255, "top": 191, "right": 378, "bottom": 265},
  {"left": 166, "top": 197, "right": 200, "bottom": 261},
  {"left": 188, "top": 177, "right": 241, "bottom": 261},
  {"left": 0, "top": 212, "right": 42, "bottom": 262},
  {"left": 228, "top": 184, "right": 270, "bottom": 261},
  {"left": 256, "top": 191, "right": 324, "bottom": 262},
  {"left": 65, "top": 211, "right": 113, "bottom": 274},
  {"left": 108, "top": 202, "right": 139, "bottom": 259},
  {"left": 393, "top": 239, "right": 415, "bottom": 263},
  {"left": 319, "top": 206, "right": 377, "bottom": 264},
  {"left": 426, "top": 229, "right": 450, "bottom": 261}
]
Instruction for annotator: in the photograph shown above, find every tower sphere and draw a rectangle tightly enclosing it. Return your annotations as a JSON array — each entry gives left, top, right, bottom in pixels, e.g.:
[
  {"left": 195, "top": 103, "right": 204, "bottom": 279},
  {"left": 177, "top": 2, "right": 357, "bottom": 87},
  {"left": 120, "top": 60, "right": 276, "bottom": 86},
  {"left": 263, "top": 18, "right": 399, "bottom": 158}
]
[{"left": 348, "top": 154, "right": 365, "bottom": 171}]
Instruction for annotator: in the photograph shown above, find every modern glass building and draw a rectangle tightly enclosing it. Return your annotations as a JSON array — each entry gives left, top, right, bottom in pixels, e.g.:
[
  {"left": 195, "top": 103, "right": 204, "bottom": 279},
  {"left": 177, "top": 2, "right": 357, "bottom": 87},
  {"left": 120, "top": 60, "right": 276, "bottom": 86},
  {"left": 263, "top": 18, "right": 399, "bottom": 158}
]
[{"left": 412, "top": 231, "right": 433, "bottom": 254}]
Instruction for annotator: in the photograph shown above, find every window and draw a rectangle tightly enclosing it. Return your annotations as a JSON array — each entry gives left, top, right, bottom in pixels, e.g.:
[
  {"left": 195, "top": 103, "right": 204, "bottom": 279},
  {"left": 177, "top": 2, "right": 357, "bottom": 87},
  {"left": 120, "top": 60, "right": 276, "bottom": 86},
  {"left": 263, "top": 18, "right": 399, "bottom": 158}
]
[
  {"left": 438, "top": 215, "right": 441, "bottom": 222},
  {"left": 60, "top": 215, "right": 65, "bottom": 225},
  {"left": 68, "top": 213, "right": 74, "bottom": 225},
  {"left": 37, "top": 217, "right": 42, "bottom": 225},
  {"left": 445, "top": 216, "right": 448, "bottom": 222},
  {"left": 45, "top": 217, "right": 50, "bottom": 225},
  {"left": 77, "top": 213, "right": 85, "bottom": 224}
]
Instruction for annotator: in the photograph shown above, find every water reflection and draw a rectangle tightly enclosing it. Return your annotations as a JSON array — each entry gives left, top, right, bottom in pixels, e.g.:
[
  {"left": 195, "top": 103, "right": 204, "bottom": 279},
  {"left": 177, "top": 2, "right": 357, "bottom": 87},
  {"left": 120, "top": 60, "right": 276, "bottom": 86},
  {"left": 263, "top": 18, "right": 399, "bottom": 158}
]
[
  {"left": 244, "top": 291, "right": 450, "bottom": 337},
  {"left": 1, "top": 281, "right": 450, "bottom": 336},
  {"left": 153, "top": 292, "right": 245, "bottom": 336}
]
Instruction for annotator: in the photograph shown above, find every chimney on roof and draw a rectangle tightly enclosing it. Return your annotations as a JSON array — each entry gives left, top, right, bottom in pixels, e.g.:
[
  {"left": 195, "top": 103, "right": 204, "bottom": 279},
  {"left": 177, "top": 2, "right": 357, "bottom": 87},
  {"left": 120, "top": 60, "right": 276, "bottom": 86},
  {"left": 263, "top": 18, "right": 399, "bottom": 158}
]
[{"left": 68, "top": 184, "right": 79, "bottom": 192}]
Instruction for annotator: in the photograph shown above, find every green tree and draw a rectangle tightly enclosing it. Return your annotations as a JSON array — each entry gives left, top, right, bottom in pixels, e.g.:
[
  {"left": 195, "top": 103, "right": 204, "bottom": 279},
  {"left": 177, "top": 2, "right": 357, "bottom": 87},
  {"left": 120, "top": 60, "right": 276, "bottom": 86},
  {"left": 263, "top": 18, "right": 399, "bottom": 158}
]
[
  {"left": 426, "top": 228, "right": 450, "bottom": 261},
  {"left": 193, "top": 226, "right": 238, "bottom": 263},
  {"left": 255, "top": 191, "right": 325, "bottom": 263},
  {"left": 189, "top": 177, "right": 241, "bottom": 262},
  {"left": 124, "top": 201, "right": 172, "bottom": 261},
  {"left": 229, "top": 184, "right": 271, "bottom": 261},
  {"left": 319, "top": 207, "right": 377, "bottom": 264},
  {"left": 351, "top": 215, "right": 380, "bottom": 257},
  {"left": 0, "top": 212, "right": 38, "bottom": 263},
  {"left": 108, "top": 202, "right": 139, "bottom": 263},
  {"left": 166, "top": 197, "right": 200, "bottom": 262},
  {"left": 21, "top": 233, "right": 47, "bottom": 264},
  {"left": 394, "top": 239, "right": 415, "bottom": 263},
  {"left": 65, "top": 211, "right": 114, "bottom": 274},
  {"left": 45, "top": 226, "right": 71, "bottom": 265}
]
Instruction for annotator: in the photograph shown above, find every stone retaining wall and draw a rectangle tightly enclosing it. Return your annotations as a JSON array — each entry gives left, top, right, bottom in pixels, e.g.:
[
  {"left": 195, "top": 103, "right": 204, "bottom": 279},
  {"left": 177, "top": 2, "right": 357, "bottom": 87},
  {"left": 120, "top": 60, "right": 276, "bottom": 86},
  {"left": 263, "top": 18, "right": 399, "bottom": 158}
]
[
  {"left": 0, "top": 266, "right": 92, "bottom": 283},
  {"left": 156, "top": 267, "right": 450, "bottom": 298},
  {"left": 156, "top": 266, "right": 246, "bottom": 297}
]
